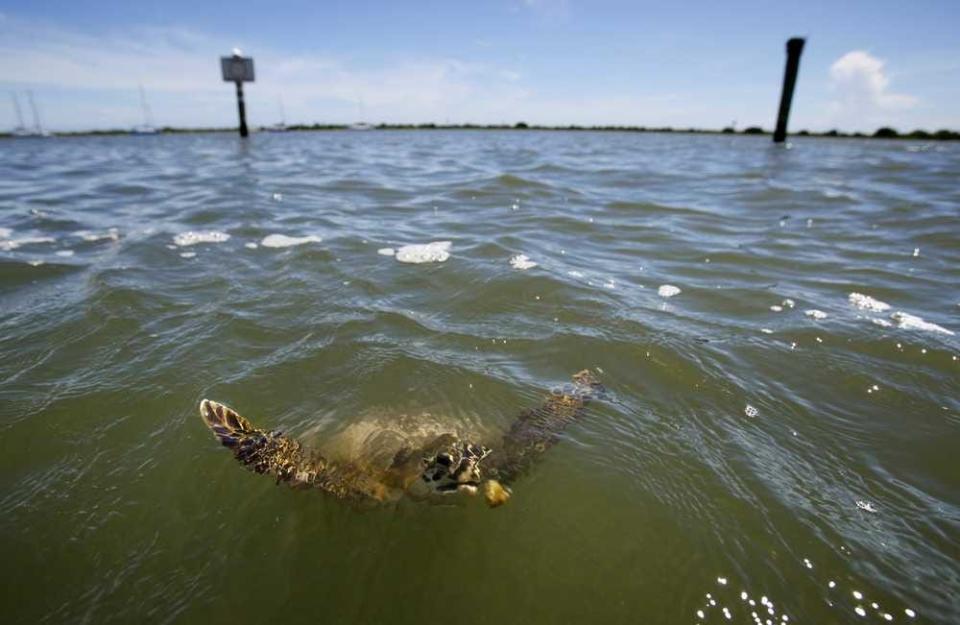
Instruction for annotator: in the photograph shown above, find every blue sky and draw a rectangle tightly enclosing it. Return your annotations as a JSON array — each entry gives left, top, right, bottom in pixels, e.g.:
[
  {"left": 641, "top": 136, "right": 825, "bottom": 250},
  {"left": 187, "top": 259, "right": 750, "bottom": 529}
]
[{"left": 2, "top": 0, "right": 959, "bottom": 131}]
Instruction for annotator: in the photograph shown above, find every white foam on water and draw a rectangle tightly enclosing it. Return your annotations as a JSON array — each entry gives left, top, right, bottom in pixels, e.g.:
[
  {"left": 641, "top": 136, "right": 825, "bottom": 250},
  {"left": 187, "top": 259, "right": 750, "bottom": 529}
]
[
  {"left": 658, "top": 284, "right": 681, "bottom": 297},
  {"left": 261, "top": 234, "right": 322, "bottom": 248},
  {"left": 912, "top": 247, "right": 919, "bottom": 257},
  {"left": 761, "top": 328, "right": 773, "bottom": 334},
  {"left": 890, "top": 312, "right": 953, "bottom": 335},
  {"left": 568, "top": 270, "right": 584, "bottom": 278},
  {"left": 509, "top": 254, "right": 537, "bottom": 270},
  {"left": 75, "top": 228, "right": 119, "bottom": 242},
  {"left": 805, "top": 310, "right": 827, "bottom": 320},
  {"left": 770, "top": 305, "right": 783, "bottom": 312},
  {"left": 849, "top": 292, "right": 890, "bottom": 312},
  {"left": 245, "top": 242, "right": 258, "bottom": 249},
  {"left": 55, "top": 250, "right": 74, "bottom": 257},
  {"left": 854, "top": 606, "right": 866, "bottom": 617},
  {"left": 0, "top": 227, "right": 12, "bottom": 238},
  {"left": 173, "top": 230, "right": 230, "bottom": 247},
  {"left": 180, "top": 252, "right": 196, "bottom": 259},
  {"left": 745, "top": 404, "right": 758, "bottom": 418},
  {"left": 603, "top": 279, "right": 616, "bottom": 289},
  {"left": 272, "top": 192, "right": 283, "bottom": 201},
  {"left": 871, "top": 318, "right": 893, "bottom": 328},
  {"left": 394, "top": 241, "right": 451, "bottom": 264},
  {"left": 377, "top": 247, "right": 396, "bottom": 256},
  {"left": 904, "top": 608, "right": 916, "bottom": 618},
  {"left": 717, "top": 577, "right": 727, "bottom": 585},
  {"left": 852, "top": 591, "right": 863, "bottom": 600},
  {"left": 28, "top": 259, "right": 44, "bottom": 266},
  {"left": 0, "top": 236, "right": 56, "bottom": 251}
]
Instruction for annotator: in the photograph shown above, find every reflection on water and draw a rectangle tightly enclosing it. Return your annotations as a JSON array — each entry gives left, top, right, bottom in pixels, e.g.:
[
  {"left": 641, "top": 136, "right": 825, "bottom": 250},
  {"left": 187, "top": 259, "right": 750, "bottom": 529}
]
[{"left": 0, "top": 131, "right": 957, "bottom": 624}]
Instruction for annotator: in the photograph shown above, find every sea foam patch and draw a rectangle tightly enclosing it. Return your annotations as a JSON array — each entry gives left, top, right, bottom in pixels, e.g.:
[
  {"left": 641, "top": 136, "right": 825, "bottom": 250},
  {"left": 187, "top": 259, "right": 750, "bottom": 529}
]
[
  {"left": 173, "top": 231, "right": 230, "bottom": 246},
  {"left": 75, "top": 228, "right": 120, "bottom": 242},
  {"left": 510, "top": 254, "right": 537, "bottom": 270},
  {"left": 805, "top": 309, "right": 828, "bottom": 320},
  {"left": 849, "top": 293, "right": 890, "bottom": 312},
  {"left": 658, "top": 284, "right": 681, "bottom": 297},
  {"left": 260, "top": 234, "right": 322, "bottom": 248},
  {"left": 0, "top": 236, "right": 56, "bottom": 251},
  {"left": 394, "top": 241, "right": 451, "bottom": 264},
  {"left": 890, "top": 312, "right": 953, "bottom": 335},
  {"left": 0, "top": 227, "right": 12, "bottom": 239}
]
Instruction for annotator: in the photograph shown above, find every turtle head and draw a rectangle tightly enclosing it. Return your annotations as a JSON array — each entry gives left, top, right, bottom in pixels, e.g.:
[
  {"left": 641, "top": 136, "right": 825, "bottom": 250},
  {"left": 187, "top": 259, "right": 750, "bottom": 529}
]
[{"left": 420, "top": 442, "right": 491, "bottom": 497}]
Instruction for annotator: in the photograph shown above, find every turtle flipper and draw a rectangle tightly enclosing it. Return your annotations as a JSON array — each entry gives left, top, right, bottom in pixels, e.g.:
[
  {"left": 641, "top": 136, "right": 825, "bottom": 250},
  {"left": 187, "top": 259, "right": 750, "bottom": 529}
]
[
  {"left": 199, "top": 399, "right": 390, "bottom": 501},
  {"left": 487, "top": 369, "right": 604, "bottom": 489}
]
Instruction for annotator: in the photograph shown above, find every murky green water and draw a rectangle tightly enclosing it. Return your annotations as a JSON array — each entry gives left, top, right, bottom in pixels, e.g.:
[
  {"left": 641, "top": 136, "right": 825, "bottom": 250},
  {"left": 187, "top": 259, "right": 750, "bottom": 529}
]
[{"left": 1, "top": 131, "right": 957, "bottom": 624}]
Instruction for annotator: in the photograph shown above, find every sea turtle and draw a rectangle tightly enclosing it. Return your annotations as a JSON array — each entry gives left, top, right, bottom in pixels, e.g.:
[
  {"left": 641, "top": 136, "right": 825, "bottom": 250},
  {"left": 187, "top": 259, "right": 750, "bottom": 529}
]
[{"left": 199, "top": 369, "right": 604, "bottom": 507}]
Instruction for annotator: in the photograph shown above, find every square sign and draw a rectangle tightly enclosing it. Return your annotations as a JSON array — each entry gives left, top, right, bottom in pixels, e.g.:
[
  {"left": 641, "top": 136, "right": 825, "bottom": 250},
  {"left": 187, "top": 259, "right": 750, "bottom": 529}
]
[{"left": 221, "top": 56, "right": 255, "bottom": 82}]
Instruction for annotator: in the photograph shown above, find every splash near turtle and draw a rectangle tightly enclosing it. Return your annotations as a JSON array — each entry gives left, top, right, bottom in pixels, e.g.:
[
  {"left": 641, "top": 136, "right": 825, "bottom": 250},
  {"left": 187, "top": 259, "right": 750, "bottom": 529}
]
[{"left": 199, "top": 369, "right": 604, "bottom": 508}]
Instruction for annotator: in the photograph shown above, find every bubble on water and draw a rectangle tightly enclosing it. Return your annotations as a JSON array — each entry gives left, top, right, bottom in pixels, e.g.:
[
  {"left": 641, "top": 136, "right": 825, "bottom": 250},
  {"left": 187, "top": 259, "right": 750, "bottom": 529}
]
[
  {"left": 741, "top": 592, "right": 748, "bottom": 601},
  {"left": 378, "top": 247, "right": 395, "bottom": 256},
  {"left": 803, "top": 558, "right": 813, "bottom": 569},
  {"left": 744, "top": 404, "right": 758, "bottom": 418},
  {"left": 782, "top": 299, "right": 795, "bottom": 308},
  {"left": 912, "top": 247, "right": 919, "bottom": 257},
  {"left": 509, "top": 254, "right": 537, "bottom": 270},
  {"left": 696, "top": 610, "right": 705, "bottom": 619},
  {"left": 855, "top": 606, "right": 866, "bottom": 617},
  {"left": 710, "top": 599, "right": 717, "bottom": 606},
  {"left": 805, "top": 309, "right": 827, "bottom": 320},
  {"left": 272, "top": 192, "right": 283, "bottom": 201},
  {"left": 723, "top": 607, "right": 732, "bottom": 619},
  {"left": 245, "top": 242, "right": 258, "bottom": 249},
  {"left": 658, "top": 284, "right": 681, "bottom": 297},
  {"left": 828, "top": 581, "right": 836, "bottom": 589},
  {"left": 816, "top": 336, "right": 823, "bottom": 343},
  {"left": 904, "top": 608, "right": 916, "bottom": 618},
  {"left": 770, "top": 305, "right": 783, "bottom": 312},
  {"left": 761, "top": 328, "right": 773, "bottom": 334},
  {"left": 882, "top": 614, "right": 892, "bottom": 622},
  {"left": 717, "top": 577, "right": 727, "bottom": 585}
]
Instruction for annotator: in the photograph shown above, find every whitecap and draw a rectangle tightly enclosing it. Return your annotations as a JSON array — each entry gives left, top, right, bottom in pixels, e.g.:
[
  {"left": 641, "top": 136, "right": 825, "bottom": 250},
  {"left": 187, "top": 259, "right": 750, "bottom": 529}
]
[
  {"left": 805, "top": 310, "right": 827, "bottom": 320},
  {"left": 261, "top": 234, "right": 322, "bottom": 248},
  {"left": 871, "top": 318, "right": 892, "bottom": 328},
  {"left": 394, "top": 241, "right": 451, "bottom": 264},
  {"left": 377, "top": 247, "right": 396, "bottom": 256},
  {"left": 849, "top": 292, "right": 890, "bottom": 312},
  {"left": 173, "top": 230, "right": 230, "bottom": 247},
  {"left": 890, "top": 312, "right": 953, "bottom": 335},
  {"left": 658, "top": 284, "right": 681, "bottom": 297},
  {"left": 180, "top": 252, "right": 196, "bottom": 259},
  {"left": 0, "top": 236, "right": 56, "bottom": 251},
  {"left": 567, "top": 270, "right": 584, "bottom": 278},
  {"left": 509, "top": 254, "right": 537, "bottom": 270},
  {"left": 856, "top": 500, "right": 877, "bottom": 513}
]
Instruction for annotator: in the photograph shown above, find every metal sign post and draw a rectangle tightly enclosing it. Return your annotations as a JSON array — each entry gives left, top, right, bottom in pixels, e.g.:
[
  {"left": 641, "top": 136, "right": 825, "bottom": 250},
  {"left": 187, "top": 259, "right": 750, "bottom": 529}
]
[{"left": 220, "top": 51, "right": 255, "bottom": 138}]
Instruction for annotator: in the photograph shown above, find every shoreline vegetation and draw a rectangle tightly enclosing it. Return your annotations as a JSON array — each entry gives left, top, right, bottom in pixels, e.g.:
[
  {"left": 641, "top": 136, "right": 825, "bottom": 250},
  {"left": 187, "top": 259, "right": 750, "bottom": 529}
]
[{"left": 2, "top": 122, "right": 958, "bottom": 140}]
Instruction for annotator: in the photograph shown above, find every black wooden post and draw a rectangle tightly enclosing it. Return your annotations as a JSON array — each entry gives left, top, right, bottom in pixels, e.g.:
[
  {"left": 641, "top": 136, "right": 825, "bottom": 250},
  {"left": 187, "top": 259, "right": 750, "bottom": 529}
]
[
  {"left": 235, "top": 81, "right": 249, "bottom": 138},
  {"left": 773, "top": 38, "right": 805, "bottom": 143}
]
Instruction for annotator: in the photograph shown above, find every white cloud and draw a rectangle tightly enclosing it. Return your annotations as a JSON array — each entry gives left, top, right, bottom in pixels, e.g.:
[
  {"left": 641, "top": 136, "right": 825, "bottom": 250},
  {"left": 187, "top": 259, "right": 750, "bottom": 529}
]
[{"left": 827, "top": 50, "right": 917, "bottom": 129}]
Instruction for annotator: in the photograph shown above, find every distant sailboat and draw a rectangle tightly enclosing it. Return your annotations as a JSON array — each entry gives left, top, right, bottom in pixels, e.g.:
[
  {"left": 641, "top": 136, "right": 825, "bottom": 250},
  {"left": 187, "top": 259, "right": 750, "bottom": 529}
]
[
  {"left": 349, "top": 95, "right": 372, "bottom": 130},
  {"left": 264, "top": 94, "right": 288, "bottom": 132},
  {"left": 9, "top": 92, "right": 32, "bottom": 137},
  {"left": 131, "top": 85, "right": 158, "bottom": 134},
  {"left": 24, "top": 91, "right": 50, "bottom": 137}
]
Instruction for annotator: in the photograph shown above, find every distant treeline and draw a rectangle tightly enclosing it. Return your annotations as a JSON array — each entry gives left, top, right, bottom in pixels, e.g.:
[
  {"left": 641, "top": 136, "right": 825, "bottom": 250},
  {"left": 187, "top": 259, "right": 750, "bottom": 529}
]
[{"left": 3, "top": 124, "right": 958, "bottom": 140}]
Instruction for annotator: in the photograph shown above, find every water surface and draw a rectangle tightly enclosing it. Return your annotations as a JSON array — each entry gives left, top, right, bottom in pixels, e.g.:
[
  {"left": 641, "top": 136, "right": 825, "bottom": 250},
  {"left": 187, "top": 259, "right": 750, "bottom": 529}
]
[{"left": 1, "top": 131, "right": 958, "bottom": 624}]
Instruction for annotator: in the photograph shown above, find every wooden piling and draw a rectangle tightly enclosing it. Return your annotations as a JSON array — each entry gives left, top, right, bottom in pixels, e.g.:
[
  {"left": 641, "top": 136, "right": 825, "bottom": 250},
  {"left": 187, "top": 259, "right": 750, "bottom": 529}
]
[
  {"left": 773, "top": 38, "right": 805, "bottom": 143},
  {"left": 235, "top": 81, "right": 249, "bottom": 138}
]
